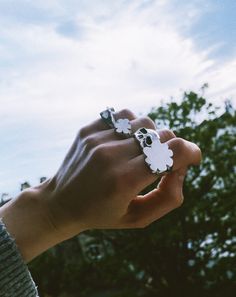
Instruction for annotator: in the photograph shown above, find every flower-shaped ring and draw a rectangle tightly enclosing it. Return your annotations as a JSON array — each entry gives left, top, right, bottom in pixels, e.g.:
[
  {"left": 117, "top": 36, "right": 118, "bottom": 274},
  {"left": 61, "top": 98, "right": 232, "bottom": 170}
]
[
  {"left": 114, "top": 118, "right": 132, "bottom": 137},
  {"left": 100, "top": 107, "right": 132, "bottom": 137},
  {"left": 134, "top": 127, "right": 173, "bottom": 174}
]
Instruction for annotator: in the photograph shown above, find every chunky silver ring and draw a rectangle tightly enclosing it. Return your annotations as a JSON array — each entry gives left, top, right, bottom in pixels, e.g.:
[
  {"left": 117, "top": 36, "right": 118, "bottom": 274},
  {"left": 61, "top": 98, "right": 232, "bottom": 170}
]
[
  {"left": 134, "top": 127, "right": 160, "bottom": 148},
  {"left": 100, "top": 107, "right": 116, "bottom": 128},
  {"left": 114, "top": 118, "right": 132, "bottom": 137},
  {"left": 134, "top": 127, "right": 173, "bottom": 174},
  {"left": 100, "top": 107, "right": 132, "bottom": 137}
]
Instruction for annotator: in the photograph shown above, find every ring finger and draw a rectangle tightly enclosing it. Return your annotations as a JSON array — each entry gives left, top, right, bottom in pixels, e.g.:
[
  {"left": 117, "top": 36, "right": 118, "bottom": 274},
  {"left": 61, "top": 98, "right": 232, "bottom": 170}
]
[{"left": 80, "top": 108, "right": 137, "bottom": 138}]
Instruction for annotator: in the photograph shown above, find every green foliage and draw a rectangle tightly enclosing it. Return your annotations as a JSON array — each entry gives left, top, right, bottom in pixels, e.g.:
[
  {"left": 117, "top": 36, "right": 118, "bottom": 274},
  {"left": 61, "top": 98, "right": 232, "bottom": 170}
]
[{"left": 29, "top": 90, "right": 236, "bottom": 297}]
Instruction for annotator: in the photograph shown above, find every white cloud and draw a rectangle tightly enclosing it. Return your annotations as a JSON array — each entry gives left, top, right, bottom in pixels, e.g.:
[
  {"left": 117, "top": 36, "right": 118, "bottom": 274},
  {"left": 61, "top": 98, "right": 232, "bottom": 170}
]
[{"left": 0, "top": 0, "right": 235, "bottom": 195}]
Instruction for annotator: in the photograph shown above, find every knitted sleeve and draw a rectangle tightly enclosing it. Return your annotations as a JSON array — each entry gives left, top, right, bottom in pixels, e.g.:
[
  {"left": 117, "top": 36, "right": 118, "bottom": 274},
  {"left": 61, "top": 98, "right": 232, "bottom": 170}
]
[{"left": 0, "top": 220, "right": 39, "bottom": 297}]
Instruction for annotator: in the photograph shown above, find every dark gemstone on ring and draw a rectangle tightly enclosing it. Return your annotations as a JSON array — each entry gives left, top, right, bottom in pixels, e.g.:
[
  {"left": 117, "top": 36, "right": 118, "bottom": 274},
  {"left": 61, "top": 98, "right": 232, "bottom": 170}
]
[
  {"left": 146, "top": 136, "right": 152, "bottom": 145},
  {"left": 140, "top": 128, "right": 147, "bottom": 134}
]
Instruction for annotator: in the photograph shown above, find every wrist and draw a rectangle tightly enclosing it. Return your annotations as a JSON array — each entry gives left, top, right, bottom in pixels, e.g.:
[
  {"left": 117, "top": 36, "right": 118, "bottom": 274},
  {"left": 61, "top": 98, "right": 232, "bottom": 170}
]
[{"left": 0, "top": 183, "right": 65, "bottom": 262}]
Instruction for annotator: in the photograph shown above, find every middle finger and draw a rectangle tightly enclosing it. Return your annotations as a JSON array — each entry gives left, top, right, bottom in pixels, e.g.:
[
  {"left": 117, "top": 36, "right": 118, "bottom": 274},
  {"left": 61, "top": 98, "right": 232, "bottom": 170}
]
[{"left": 85, "top": 116, "right": 175, "bottom": 145}]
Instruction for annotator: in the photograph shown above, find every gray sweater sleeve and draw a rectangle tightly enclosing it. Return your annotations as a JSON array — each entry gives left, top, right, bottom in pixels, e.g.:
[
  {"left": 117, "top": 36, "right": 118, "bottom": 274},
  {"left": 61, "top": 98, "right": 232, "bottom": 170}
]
[{"left": 0, "top": 220, "right": 39, "bottom": 297}]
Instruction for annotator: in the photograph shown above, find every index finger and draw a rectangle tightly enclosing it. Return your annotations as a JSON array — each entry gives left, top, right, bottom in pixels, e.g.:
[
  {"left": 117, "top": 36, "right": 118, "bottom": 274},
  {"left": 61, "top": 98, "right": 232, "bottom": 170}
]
[{"left": 126, "top": 137, "right": 202, "bottom": 194}]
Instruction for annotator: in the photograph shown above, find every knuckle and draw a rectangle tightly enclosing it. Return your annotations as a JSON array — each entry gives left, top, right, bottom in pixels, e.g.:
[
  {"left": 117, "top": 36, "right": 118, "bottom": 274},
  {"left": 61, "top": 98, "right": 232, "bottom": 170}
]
[
  {"left": 140, "top": 116, "right": 156, "bottom": 129},
  {"left": 119, "top": 108, "right": 135, "bottom": 119},
  {"left": 83, "top": 135, "right": 100, "bottom": 152},
  {"left": 173, "top": 137, "right": 186, "bottom": 152},
  {"left": 161, "top": 128, "right": 176, "bottom": 139},
  {"left": 77, "top": 126, "right": 89, "bottom": 139},
  {"left": 92, "top": 144, "right": 112, "bottom": 164}
]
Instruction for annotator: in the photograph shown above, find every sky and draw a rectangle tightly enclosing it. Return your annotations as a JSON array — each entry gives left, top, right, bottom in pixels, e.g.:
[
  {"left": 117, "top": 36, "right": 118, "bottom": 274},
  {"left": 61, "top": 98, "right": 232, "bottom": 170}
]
[{"left": 0, "top": 0, "right": 235, "bottom": 197}]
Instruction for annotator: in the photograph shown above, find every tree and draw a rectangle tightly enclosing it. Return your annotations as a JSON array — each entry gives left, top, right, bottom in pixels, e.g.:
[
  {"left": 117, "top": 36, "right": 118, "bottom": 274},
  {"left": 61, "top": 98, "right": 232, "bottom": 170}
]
[{"left": 29, "top": 89, "right": 236, "bottom": 297}]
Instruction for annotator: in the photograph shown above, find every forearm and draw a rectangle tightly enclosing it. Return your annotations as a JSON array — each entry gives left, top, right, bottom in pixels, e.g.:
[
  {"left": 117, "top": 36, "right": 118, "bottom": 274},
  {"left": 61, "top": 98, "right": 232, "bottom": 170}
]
[{"left": 0, "top": 185, "right": 64, "bottom": 263}]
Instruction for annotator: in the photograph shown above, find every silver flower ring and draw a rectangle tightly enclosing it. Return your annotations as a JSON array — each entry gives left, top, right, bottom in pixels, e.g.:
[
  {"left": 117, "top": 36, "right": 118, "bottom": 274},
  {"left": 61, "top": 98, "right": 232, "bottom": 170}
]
[
  {"left": 134, "top": 127, "right": 173, "bottom": 174},
  {"left": 100, "top": 107, "right": 132, "bottom": 137}
]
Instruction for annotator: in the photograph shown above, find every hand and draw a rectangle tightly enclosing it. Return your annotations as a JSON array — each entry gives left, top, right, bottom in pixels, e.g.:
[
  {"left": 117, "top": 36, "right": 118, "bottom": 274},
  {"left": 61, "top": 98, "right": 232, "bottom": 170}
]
[
  {"left": 0, "top": 109, "right": 201, "bottom": 262},
  {"left": 43, "top": 109, "right": 201, "bottom": 237}
]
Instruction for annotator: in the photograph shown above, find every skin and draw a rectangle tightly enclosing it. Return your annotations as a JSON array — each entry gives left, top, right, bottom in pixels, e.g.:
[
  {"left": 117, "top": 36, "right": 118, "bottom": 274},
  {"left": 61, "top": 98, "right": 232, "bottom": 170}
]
[{"left": 0, "top": 109, "right": 201, "bottom": 263}]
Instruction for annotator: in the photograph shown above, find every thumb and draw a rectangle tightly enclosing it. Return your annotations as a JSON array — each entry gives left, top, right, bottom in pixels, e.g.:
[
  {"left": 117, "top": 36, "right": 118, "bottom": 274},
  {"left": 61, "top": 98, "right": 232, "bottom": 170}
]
[
  {"left": 124, "top": 167, "right": 188, "bottom": 228},
  {"left": 158, "top": 167, "right": 188, "bottom": 202}
]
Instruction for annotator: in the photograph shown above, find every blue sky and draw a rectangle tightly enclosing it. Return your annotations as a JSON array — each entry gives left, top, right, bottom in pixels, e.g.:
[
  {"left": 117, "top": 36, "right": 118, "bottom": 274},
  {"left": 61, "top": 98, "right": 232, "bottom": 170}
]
[
  {"left": 0, "top": 0, "right": 235, "bottom": 198},
  {"left": 184, "top": 0, "right": 236, "bottom": 60}
]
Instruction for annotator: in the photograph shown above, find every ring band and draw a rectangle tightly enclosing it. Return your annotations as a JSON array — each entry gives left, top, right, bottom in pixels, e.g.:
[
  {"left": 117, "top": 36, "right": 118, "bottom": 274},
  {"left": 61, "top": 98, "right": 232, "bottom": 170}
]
[{"left": 134, "top": 127, "right": 173, "bottom": 174}]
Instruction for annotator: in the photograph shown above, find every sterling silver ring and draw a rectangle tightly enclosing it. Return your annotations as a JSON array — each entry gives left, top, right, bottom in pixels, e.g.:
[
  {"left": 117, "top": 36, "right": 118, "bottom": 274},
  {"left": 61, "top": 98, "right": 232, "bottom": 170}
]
[
  {"left": 114, "top": 118, "right": 132, "bottom": 137},
  {"left": 134, "top": 127, "right": 160, "bottom": 148},
  {"left": 134, "top": 127, "right": 173, "bottom": 174},
  {"left": 100, "top": 107, "right": 132, "bottom": 137},
  {"left": 100, "top": 107, "right": 116, "bottom": 128}
]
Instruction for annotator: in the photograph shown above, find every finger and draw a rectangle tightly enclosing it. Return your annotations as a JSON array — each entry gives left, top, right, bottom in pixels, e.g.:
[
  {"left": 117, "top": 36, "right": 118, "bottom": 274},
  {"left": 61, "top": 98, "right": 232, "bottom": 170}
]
[
  {"left": 127, "top": 137, "right": 201, "bottom": 193},
  {"left": 122, "top": 168, "right": 187, "bottom": 228},
  {"left": 167, "top": 137, "right": 202, "bottom": 168},
  {"left": 129, "top": 116, "right": 156, "bottom": 133},
  {"left": 121, "top": 128, "right": 175, "bottom": 158},
  {"left": 83, "top": 114, "right": 155, "bottom": 140},
  {"left": 82, "top": 128, "right": 176, "bottom": 159},
  {"left": 105, "top": 116, "right": 157, "bottom": 141},
  {"left": 158, "top": 129, "right": 176, "bottom": 143},
  {"left": 84, "top": 126, "right": 176, "bottom": 148},
  {"left": 79, "top": 108, "right": 137, "bottom": 138},
  {"left": 129, "top": 117, "right": 176, "bottom": 140},
  {"left": 99, "top": 126, "right": 175, "bottom": 144}
]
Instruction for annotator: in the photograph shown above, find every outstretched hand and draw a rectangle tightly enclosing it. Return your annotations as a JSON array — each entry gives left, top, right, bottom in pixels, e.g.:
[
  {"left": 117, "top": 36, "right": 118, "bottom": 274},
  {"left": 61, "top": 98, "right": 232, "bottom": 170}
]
[
  {"left": 44, "top": 109, "right": 201, "bottom": 238},
  {"left": 0, "top": 108, "right": 201, "bottom": 262}
]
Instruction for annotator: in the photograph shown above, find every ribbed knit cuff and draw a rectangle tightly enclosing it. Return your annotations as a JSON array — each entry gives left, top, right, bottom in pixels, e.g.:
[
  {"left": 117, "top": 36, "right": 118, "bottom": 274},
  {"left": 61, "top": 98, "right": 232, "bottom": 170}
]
[{"left": 0, "top": 220, "right": 39, "bottom": 297}]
